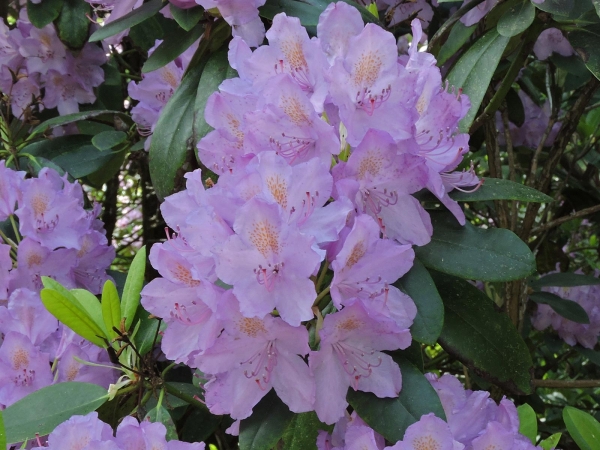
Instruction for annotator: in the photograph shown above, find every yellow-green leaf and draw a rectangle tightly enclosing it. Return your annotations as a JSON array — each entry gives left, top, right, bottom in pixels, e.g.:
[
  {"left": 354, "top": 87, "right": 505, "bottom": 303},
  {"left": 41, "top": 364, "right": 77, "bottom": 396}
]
[
  {"left": 121, "top": 246, "right": 146, "bottom": 330},
  {"left": 102, "top": 280, "right": 121, "bottom": 340}
]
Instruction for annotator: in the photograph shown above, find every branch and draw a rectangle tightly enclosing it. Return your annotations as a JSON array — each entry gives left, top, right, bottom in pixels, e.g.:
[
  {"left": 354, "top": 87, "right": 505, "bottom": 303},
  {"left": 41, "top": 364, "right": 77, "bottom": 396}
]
[
  {"left": 533, "top": 379, "right": 600, "bottom": 389},
  {"left": 532, "top": 204, "right": 600, "bottom": 234}
]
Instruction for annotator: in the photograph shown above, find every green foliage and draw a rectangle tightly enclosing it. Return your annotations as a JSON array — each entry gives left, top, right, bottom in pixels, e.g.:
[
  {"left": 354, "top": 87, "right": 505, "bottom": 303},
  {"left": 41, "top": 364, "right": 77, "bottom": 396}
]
[
  {"left": 517, "top": 403, "right": 537, "bottom": 444},
  {"left": 450, "top": 178, "right": 554, "bottom": 203},
  {"left": 56, "top": 0, "right": 90, "bottom": 49},
  {"left": 26, "top": 0, "right": 63, "bottom": 28},
  {"left": 89, "top": 0, "right": 165, "bottom": 42},
  {"left": 170, "top": 4, "right": 204, "bottom": 31},
  {"left": 101, "top": 280, "right": 121, "bottom": 340},
  {"left": 91, "top": 131, "right": 128, "bottom": 151},
  {"left": 121, "top": 246, "right": 147, "bottom": 330},
  {"left": 497, "top": 0, "right": 535, "bottom": 37},
  {"left": 563, "top": 406, "right": 600, "bottom": 450},
  {"left": 142, "top": 23, "right": 204, "bottom": 73},
  {"left": 529, "top": 292, "right": 590, "bottom": 324},
  {"left": 567, "top": 24, "right": 600, "bottom": 80},
  {"left": 281, "top": 412, "right": 325, "bottom": 450}
]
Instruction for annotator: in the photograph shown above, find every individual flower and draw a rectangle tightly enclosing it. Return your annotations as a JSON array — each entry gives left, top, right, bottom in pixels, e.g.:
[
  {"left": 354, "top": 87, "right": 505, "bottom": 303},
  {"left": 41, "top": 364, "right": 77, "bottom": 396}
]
[
  {"left": 460, "top": 0, "right": 500, "bottom": 26},
  {"left": 0, "top": 160, "right": 25, "bottom": 221},
  {"left": 533, "top": 28, "right": 574, "bottom": 61},
  {"left": 387, "top": 413, "right": 464, "bottom": 450}
]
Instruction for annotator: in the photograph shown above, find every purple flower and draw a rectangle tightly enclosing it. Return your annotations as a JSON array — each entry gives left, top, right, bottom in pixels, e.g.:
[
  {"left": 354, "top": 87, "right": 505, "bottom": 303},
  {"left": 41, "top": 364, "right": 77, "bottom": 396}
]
[
  {"left": 4, "top": 74, "right": 41, "bottom": 118},
  {"left": 42, "top": 70, "right": 96, "bottom": 115},
  {"left": 33, "top": 412, "right": 115, "bottom": 450},
  {"left": 0, "top": 243, "right": 11, "bottom": 302},
  {"left": 533, "top": 28, "right": 574, "bottom": 61},
  {"left": 19, "top": 24, "right": 67, "bottom": 75},
  {"left": 318, "top": 411, "right": 386, "bottom": 450},
  {"left": 115, "top": 416, "right": 205, "bottom": 450},
  {"left": 55, "top": 342, "right": 116, "bottom": 388},
  {"left": 0, "top": 288, "right": 57, "bottom": 346},
  {"left": 196, "top": 292, "right": 314, "bottom": 420},
  {"left": 309, "top": 303, "right": 411, "bottom": 424},
  {"left": 0, "top": 160, "right": 25, "bottom": 221},
  {"left": 387, "top": 413, "right": 464, "bottom": 450},
  {"left": 72, "top": 230, "right": 116, "bottom": 296},
  {"left": 317, "top": 2, "right": 364, "bottom": 64},
  {"left": 67, "top": 43, "right": 107, "bottom": 91},
  {"left": 460, "top": 0, "right": 500, "bottom": 26}
]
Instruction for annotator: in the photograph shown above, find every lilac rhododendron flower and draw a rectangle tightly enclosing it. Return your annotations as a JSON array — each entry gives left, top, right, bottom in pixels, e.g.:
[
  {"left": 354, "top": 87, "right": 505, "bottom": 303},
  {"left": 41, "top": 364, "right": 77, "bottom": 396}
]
[
  {"left": 533, "top": 28, "right": 574, "bottom": 61},
  {"left": 387, "top": 413, "right": 464, "bottom": 450},
  {"left": 460, "top": 0, "right": 500, "bottom": 26},
  {"left": 0, "top": 160, "right": 25, "bottom": 221}
]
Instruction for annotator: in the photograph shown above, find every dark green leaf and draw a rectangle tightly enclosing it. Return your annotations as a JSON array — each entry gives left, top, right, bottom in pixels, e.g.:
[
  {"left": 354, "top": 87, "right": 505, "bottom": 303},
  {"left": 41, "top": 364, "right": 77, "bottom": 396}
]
[
  {"left": 30, "top": 110, "right": 127, "bottom": 137},
  {"left": 563, "top": 406, "right": 600, "bottom": 450},
  {"left": 239, "top": 390, "right": 295, "bottom": 450},
  {"left": 446, "top": 28, "right": 510, "bottom": 132},
  {"left": 143, "top": 23, "right": 204, "bottom": 73},
  {"left": 85, "top": 150, "right": 126, "bottom": 187},
  {"left": 92, "top": 130, "right": 127, "bottom": 150},
  {"left": 145, "top": 405, "right": 177, "bottom": 441},
  {"left": 301, "top": 0, "right": 379, "bottom": 24},
  {"left": 121, "top": 246, "right": 146, "bottom": 330},
  {"left": 23, "top": 135, "right": 92, "bottom": 159},
  {"left": 450, "top": 178, "right": 553, "bottom": 203},
  {"left": 436, "top": 21, "right": 477, "bottom": 66},
  {"left": 517, "top": 404, "right": 537, "bottom": 444},
  {"left": 89, "top": 0, "right": 164, "bottom": 42},
  {"left": 149, "top": 64, "right": 203, "bottom": 199},
  {"left": 194, "top": 48, "right": 235, "bottom": 144},
  {"left": 535, "top": 0, "right": 574, "bottom": 16},
  {"left": 394, "top": 260, "right": 444, "bottom": 345},
  {"left": 282, "top": 412, "right": 324, "bottom": 450},
  {"left": 133, "top": 308, "right": 165, "bottom": 355},
  {"left": 414, "top": 211, "right": 536, "bottom": 282},
  {"left": 529, "top": 292, "right": 590, "bottom": 324},
  {"left": 260, "top": 0, "right": 322, "bottom": 28},
  {"left": 568, "top": 24, "right": 600, "bottom": 80},
  {"left": 540, "top": 433, "right": 562, "bottom": 450},
  {"left": 347, "top": 356, "right": 445, "bottom": 442},
  {"left": 180, "top": 407, "right": 222, "bottom": 443},
  {"left": 27, "top": 0, "right": 63, "bottom": 28},
  {"left": 129, "top": 16, "right": 165, "bottom": 51},
  {"left": 506, "top": 87, "right": 525, "bottom": 126},
  {"left": 530, "top": 272, "right": 600, "bottom": 289},
  {"left": 170, "top": 5, "right": 204, "bottom": 31},
  {"left": 497, "top": 0, "right": 535, "bottom": 37},
  {"left": 4, "top": 382, "right": 109, "bottom": 444},
  {"left": 594, "top": 0, "right": 600, "bottom": 17},
  {"left": 0, "top": 411, "right": 5, "bottom": 450},
  {"left": 432, "top": 271, "right": 533, "bottom": 394},
  {"left": 52, "top": 145, "right": 115, "bottom": 179},
  {"left": 574, "top": 346, "right": 600, "bottom": 367},
  {"left": 56, "top": 0, "right": 91, "bottom": 49}
]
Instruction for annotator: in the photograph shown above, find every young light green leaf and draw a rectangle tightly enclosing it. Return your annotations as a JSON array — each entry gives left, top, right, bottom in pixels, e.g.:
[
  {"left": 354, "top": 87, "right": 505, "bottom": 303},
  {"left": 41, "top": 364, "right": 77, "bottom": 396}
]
[
  {"left": 530, "top": 292, "right": 590, "bottom": 324},
  {"left": 89, "top": 0, "right": 165, "bottom": 42},
  {"left": 91, "top": 130, "right": 128, "bottom": 150},
  {"left": 41, "top": 288, "right": 107, "bottom": 347},
  {"left": 4, "top": 383, "right": 109, "bottom": 445},
  {"left": 70, "top": 289, "right": 108, "bottom": 336},
  {"left": 121, "top": 246, "right": 146, "bottom": 330},
  {"left": 517, "top": 404, "right": 537, "bottom": 444},
  {"left": 563, "top": 406, "right": 600, "bottom": 450},
  {"left": 102, "top": 280, "right": 121, "bottom": 340},
  {"left": 540, "top": 433, "right": 561, "bottom": 450},
  {"left": 450, "top": 178, "right": 553, "bottom": 203},
  {"left": 497, "top": 0, "right": 535, "bottom": 37},
  {"left": 0, "top": 411, "right": 6, "bottom": 450}
]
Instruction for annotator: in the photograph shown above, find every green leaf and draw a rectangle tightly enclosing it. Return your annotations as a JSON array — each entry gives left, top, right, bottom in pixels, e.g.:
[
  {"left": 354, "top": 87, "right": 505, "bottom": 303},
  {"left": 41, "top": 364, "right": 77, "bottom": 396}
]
[
  {"left": 133, "top": 309, "right": 166, "bottom": 355},
  {"left": 145, "top": 405, "right": 177, "bottom": 441},
  {"left": 450, "top": 178, "right": 553, "bottom": 203},
  {"left": 4, "top": 382, "right": 109, "bottom": 444},
  {"left": 260, "top": 0, "right": 322, "bottom": 28},
  {"left": 239, "top": 390, "right": 295, "bottom": 450},
  {"left": 436, "top": 21, "right": 477, "bottom": 66},
  {"left": 0, "top": 411, "right": 6, "bottom": 450},
  {"left": 56, "top": 0, "right": 91, "bottom": 49},
  {"left": 282, "top": 412, "right": 325, "bottom": 450},
  {"left": 347, "top": 356, "right": 446, "bottom": 442},
  {"left": 506, "top": 87, "right": 525, "bottom": 126},
  {"left": 540, "top": 433, "right": 561, "bottom": 450},
  {"left": 574, "top": 346, "right": 600, "bottom": 367},
  {"left": 535, "top": 0, "right": 574, "bottom": 16},
  {"left": 121, "top": 246, "right": 146, "bottom": 331},
  {"left": 517, "top": 404, "right": 537, "bottom": 444},
  {"left": 129, "top": 16, "right": 165, "bottom": 51},
  {"left": 529, "top": 292, "right": 590, "bottom": 324},
  {"left": 102, "top": 280, "right": 121, "bottom": 340},
  {"left": 194, "top": 48, "right": 235, "bottom": 144},
  {"left": 142, "top": 23, "right": 204, "bottom": 73},
  {"left": 149, "top": 63, "right": 203, "bottom": 200},
  {"left": 92, "top": 130, "right": 128, "bottom": 150},
  {"left": 70, "top": 289, "right": 108, "bottom": 336},
  {"left": 497, "top": 0, "right": 535, "bottom": 37},
  {"left": 446, "top": 28, "right": 510, "bottom": 132},
  {"left": 170, "top": 4, "right": 204, "bottom": 31},
  {"left": 530, "top": 272, "right": 600, "bottom": 289},
  {"left": 23, "top": 134, "right": 92, "bottom": 159},
  {"left": 27, "top": 0, "right": 63, "bottom": 28},
  {"left": 432, "top": 271, "right": 533, "bottom": 394},
  {"left": 563, "top": 406, "right": 600, "bottom": 450},
  {"left": 52, "top": 145, "right": 116, "bottom": 179},
  {"left": 594, "top": 0, "right": 600, "bottom": 17},
  {"left": 300, "top": 0, "right": 379, "bottom": 24},
  {"left": 394, "top": 260, "right": 444, "bottom": 345},
  {"left": 568, "top": 24, "right": 600, "bottom": 80},
  {"left": 40, "top": 287, "right": 107, "bottom": 347},
  {"left": 89, "top": 0, "right": 165, "bottom": 42},
  {"left": 414, "top": 211, "right": 536, "bottom": 282},
  {"left": 30, "top": 110, "right": 127, "bottom": 137}
]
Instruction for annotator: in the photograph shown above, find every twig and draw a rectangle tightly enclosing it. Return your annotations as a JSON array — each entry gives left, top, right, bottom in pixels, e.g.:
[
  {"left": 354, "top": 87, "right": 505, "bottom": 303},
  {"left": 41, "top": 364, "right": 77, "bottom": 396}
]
[
  {"left": 533, "top": 379, "right": 600, "bottom": 388},
  {"left": 532, "top": 204, "right": 600, "bottom": 234}
]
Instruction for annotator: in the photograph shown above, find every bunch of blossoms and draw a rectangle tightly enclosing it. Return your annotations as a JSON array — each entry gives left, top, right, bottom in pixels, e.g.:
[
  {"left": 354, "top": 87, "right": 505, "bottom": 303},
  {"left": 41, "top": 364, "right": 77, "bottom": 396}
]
[
  {"left": 141, "top": 1, "right": 478, "bottom": 431},
  {"left": 0, "top": 11, "right": 106, "bottom": 118},
  {"left": 29, "top": 412, "right": 204, "bottom": 450},
  {"left": 317, "top": 372, "right": 539, "bottom": 449},
  {"left": 128, "top": 41, "right": 198, "bottom": 150},
  {"left": 531, "top": 271, "right": 600, "bottom": 349},
  {"left": 0, "top": 162, "right": 116, "bottom": 407}
]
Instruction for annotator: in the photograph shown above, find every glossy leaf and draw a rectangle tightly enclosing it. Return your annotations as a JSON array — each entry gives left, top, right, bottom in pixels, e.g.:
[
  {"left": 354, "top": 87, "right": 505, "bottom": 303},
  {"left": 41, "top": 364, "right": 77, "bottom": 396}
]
[
  {"left": 497, "top": 0, "right": 535, "bottom": 37},
  {"left": 531, "top": 272, "right": 600, "bottom": 289},
  {"left": 145, "top": 405, "right": 177, "bottom": 441},
  {"left": 70, "top": 289, "right": 108, "bottom": 336},
  {"left": 133, "top": 309, "right": 165, "bottom": 355},
  {"left": 347, "top": 355, "right": 446, "bottom": 442},
  {"left": 27, "top": 0, "right": 63, "bottom": 28},
  {"left": 540, "top": 433, "right": 562, "bottom": 450},
  {"left": 446, "top": 28, "right": 510, "bottom": 132},
  {"left": 170, "top": 5, "right": 204, "bottom": 31},
  {"left": 260, "top": 0, "right": 322, "bottom": 27},
  {"left": 149, "top": 63, "right": 203, "bottom": 200},
  {"left": 56, "top": 0, "right": 91, "bottom": 49},
  {"left": 568, "top": 24, "right": 600, "bottom": 80},
  {"left": 450, "top": 178, "right": 553, "bottom": 203},
  {"left": 142, "top": 23, "right": 204, "bottom": 73},
  {"left": 529, "top": 292, "right": 590, "bottom": 324},
  {"left": 30, "top": 110, "right": 127, "bottom": 137},
  {"left": 563, "top": 406, "right": 600, "bottom": 450},
  {"left": 121, "top": 246, "right": 146, "bottom": 330},
  {"left": 436, "top": 21, "right": 477, "bottom": 66},
  {"left": 40, "top": 287, "right": 107, "bottom": 347},
  {"left": 92, "top": 130, "right": 128, "bottom": 150},
  {"left": 432, "top": 271, "right": 533, "bottom": 394},
  {"left": 282, "top": 412, "right": 324, "bottom": 450},
  {"left": 4, "top": 382, "right": 109, "bottom": 444},
  {"left": 23, "top": 135, "right": 92, "bottom": 159},
  {"left": 535, "top": 0, "right": 574, "bottom": 16},
  {"left": 239, "top": 390, "right": 295, "bottom": 450},
  {"left": 414, "top": 211, "right": 536, "bottom": 282},
  {"left": 517, "top": 403, "right": 537, "bottom": 444},
  {"left": 102, "top": 280, "right": 121, "bottom": 340},
  {"left": 52, "top": 145, "right": 116, "bottom": 179},
  {"left": 394, "top": 259, "right": 444, "bottom": 345},
  {"left": 89, "top": 0, "right": 165, "bottom": 42}
]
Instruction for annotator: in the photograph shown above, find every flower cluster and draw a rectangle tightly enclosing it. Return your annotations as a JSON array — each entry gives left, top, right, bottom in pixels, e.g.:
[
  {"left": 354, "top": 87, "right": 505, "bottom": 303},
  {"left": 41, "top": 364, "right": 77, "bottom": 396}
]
[
  {"left": 531, "top": 272, "right": 600, "bottom": 349},
  {"left": 0, "top": 162, "right": 116, "bottom": 406},
  {"left": 318, "top": 373, "right": 539, "bottom": 450},
  {"left": 31, "top": 412, "right": 204, "bottom": 450},
  {"left": 128, "top": 40, "right": 198, "bottom": 150},
  {"left": 0, "top": 11, "right": 106, "bottom": 117},
  {"left": 142, "top": 2, "right": 476, "bottom": 428}
]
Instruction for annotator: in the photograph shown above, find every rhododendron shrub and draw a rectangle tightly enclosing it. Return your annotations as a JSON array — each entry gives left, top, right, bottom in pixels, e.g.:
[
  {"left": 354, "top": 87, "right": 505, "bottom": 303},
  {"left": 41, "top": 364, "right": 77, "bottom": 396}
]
[{"left": 1, "top": 0, "right": 600, "bottom": 449}]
